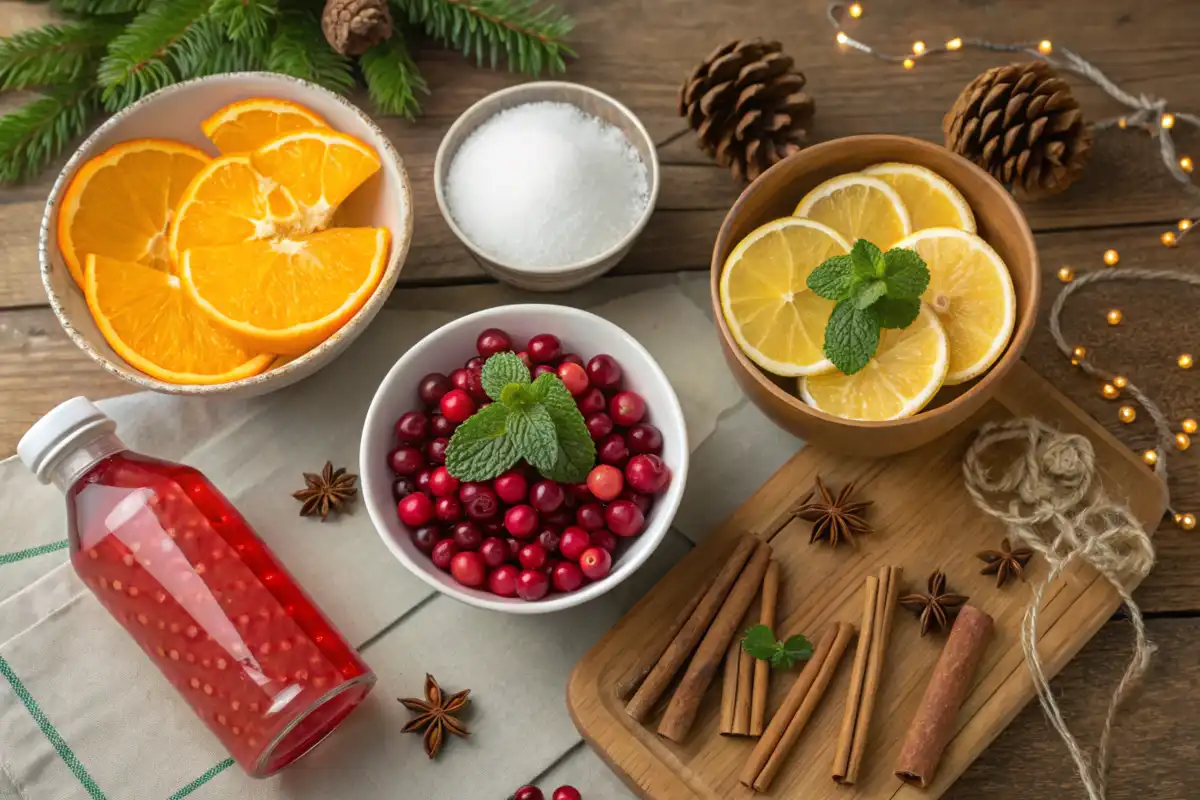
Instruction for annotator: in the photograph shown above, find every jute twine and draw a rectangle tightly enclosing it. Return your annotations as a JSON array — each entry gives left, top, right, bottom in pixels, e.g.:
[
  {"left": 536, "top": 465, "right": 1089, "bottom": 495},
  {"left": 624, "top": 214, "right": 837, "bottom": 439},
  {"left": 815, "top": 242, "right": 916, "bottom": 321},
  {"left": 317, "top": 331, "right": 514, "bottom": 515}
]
[{"left": 963, "top": 419, "right": 1155, "bottom": 800}]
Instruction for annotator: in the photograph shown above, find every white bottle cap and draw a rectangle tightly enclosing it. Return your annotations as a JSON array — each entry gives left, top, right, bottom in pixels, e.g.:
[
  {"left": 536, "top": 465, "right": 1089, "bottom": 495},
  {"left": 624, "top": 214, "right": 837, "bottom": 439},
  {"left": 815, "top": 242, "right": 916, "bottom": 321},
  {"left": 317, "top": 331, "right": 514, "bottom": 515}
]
[{"left": 18, "top": 397, "right": 117, "bottom": 484}]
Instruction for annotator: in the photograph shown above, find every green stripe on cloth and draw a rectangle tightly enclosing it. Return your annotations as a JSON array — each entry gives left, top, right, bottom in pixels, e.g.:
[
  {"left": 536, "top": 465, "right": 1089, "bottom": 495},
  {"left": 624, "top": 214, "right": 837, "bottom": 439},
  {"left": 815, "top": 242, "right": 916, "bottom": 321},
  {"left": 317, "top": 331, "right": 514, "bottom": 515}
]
[
  {"left": 0, "top": 655, "right": 106, "bottom": 799},
  {"left": 0, "top": 540, "right": 68, "bottom": 566},
  {"left": 167, "top": 759, "right": 235, "bottom": 800}
]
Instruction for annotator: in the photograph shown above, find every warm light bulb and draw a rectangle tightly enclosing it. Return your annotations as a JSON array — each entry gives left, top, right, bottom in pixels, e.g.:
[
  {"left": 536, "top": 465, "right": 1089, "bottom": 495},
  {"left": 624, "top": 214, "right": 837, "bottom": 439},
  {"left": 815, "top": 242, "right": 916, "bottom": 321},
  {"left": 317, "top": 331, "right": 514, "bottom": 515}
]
[
  {"left": 1181, "top": 156, "right": 1194, "bottom": 173},
  {"left": 1162, "top": 112, "right": 1176, "bottom": 129},
  {"left": 1071, "top": 345, "right": 1087, "bottom": 360},
  {"left": 1162, "top": 231, "right": 1178, "bottom": 247},
  {"left": 912, "top": 40, "right": 926, "bottom": 54},
  {"left": 1176, "top": 432, "right": 1192, "bottom": 451},
  {"left": 1183, "top": 418, "right": 1198, "bottom": 434},
  {"left": 848, "top": 2, "right": 864, "bottom": 18},
  {"left": 1180, "top": 219, "right": 1193, "bottom": 231},
  {"left": 1038, "top": 40, "right": 1053, "bottom": 54},
  {"left": 1057, "top": 266, "right": 1075, "bottom": 283},
  {"left": 1179, "top": 513, "right": 1197, "bottom": 531},
  {"left": 1103, "top": 249, "right": 1119, "bottom": 266},
  {"left": 1106, "top": 309, "right": 1123, "bottom": 326},
  {"left": 836, "top": 32, "right": 849, "bottom": 44},
  {"left": 1118, "top": 117, "right": 1128, "bottom": 129},
  {"left": 903, "top": 58, "right": 915, "bottom": 69},
  {"left": 1113, "top": 375, "right": 1128, "bottom": 389},
  {"left": 1179, "top": 353, "right": 1194, "bottom": 369},
  {"left": 1101, "top": 383, "right": 1120, "bottom": 400},
  {"left": 1143, "top": 449, "right": 1158, "bottom": 466},
  {"left": 1118, "top": 405, "right": 1137, "bottom": 424},
  {"left": 947, "top": 37, "right": 963, "bottom": 50}
]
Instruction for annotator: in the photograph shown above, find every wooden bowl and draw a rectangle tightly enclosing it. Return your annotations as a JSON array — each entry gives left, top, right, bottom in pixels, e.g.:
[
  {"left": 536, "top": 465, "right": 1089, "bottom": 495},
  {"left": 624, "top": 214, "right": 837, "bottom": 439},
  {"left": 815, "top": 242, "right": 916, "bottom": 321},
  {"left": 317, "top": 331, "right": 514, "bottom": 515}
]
[{"left": 709, "top": 135, "right": 1039, "bottom": 457}]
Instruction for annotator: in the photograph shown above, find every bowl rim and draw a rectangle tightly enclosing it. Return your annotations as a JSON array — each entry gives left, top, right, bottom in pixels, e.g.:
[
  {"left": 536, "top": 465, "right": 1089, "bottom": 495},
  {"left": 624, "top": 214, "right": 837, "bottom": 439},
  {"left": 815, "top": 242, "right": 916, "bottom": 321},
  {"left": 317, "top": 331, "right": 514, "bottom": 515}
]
[
  {"left": 432, "top": 80, "right": 661, "bottom": 277},
  {"left": 37, "top": 70, "right": 415, "bottom": 396},
  {"left": 709, "top": 133, "right": 1041, "bottom": 429},
  {"left": 359, "top": 303, "right": 689, "bottom": 614}
]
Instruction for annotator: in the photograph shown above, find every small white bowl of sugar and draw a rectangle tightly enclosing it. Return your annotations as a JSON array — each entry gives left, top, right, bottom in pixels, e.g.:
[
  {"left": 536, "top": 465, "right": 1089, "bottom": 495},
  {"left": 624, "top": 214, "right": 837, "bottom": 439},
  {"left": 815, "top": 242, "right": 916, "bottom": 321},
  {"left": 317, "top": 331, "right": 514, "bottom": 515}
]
[{"left": 434, "top": 82, "right": 659, "bottom": 291}]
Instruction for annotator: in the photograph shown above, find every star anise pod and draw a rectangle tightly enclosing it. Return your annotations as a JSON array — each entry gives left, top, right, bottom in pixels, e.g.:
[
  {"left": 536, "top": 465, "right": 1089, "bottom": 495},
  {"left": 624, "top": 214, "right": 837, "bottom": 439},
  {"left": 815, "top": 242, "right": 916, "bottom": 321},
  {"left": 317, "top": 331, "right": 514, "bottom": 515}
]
[
  {"left": 399, "top": 673, "right": 470, "bottom": 758},
  {"left": 796, "top": 475, "right": 873, "bottom": 547},
  {"left": 899, "top": 571, "right": 968, "bottom": 636},
  {"left": 977, "top": 538, "right": 1034, "bottom": 588},
  {"left": 292, "top": 461, "right": 358, "bottom": 521}
]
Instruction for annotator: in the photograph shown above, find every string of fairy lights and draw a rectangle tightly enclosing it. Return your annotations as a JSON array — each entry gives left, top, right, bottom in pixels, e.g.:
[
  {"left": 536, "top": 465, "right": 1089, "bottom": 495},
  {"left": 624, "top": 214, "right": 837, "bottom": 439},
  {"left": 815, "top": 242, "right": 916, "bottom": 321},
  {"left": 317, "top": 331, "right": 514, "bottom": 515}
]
[{"left": 827, "top": 2, "right": 1197, "bottom": 531}]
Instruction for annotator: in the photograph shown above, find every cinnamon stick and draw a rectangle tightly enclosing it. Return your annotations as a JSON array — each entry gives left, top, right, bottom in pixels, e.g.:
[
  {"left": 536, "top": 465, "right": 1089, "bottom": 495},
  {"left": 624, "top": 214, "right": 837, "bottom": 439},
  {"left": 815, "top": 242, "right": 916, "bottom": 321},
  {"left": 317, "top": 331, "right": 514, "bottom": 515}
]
[
  {"left": 895, "top": 604, "right": 994, "bottom": 788},
  {"left": 626, "top": 535, "right": 759, "bottom": 721},
  {"left": 733, "top": 638, "right": 755, "bottom": 734},
  {"left": 741, "top": 621, "right": 855, "bottom": 792},
  {"left": 719, "top": 637, "right": 741, "bottom": 734},
  {"left": 723, "top": 597, "right": 760, "bottom": 736},
  {"left": 750, "top": 560, "right": 781, "bottom": 736},
  {"left": 831, "top": 573, "right": 878, "bottom": 783},
  {"left": 616, "top": 569, "right": 709, "bottom": 701},
  {"left": 657, "top": 540, "right": 773, "bottom": 742}
]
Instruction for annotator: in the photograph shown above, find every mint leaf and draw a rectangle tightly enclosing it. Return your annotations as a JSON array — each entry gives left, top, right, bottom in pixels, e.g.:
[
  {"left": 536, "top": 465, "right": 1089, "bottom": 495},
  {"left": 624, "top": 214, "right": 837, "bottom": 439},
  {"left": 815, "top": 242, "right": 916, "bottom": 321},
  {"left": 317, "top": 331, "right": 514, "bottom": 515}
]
[
  {"left": 807, "top": 254, "right": 856, "bottom": 300},
  {"left": 481, "top": 352, "right": 530, "bottom": 401},
  {"left": 775, "top": 634, "right": 813, "bottom": 669},
  {"left": 500, "top": 382, "right": 538, "bottom": 409},
  {"left": 872, "top": 297, "right": 921, "bottom": 329},
  {"left": 853, "top": 279, "right": 887, "bottom": 310},
  {"left": 507, "top": 404, "right": 558, "bottom": 474},
  {"left": 823, "top": 300, "right": 880, "bottom": 375},
  {"left": 882, "top": 247, "right": 929, "bottom": 300},
  {"left": 741, "top": 624, "right": 778, "bottom": 660},
  {"left": 444, "top": 402, "right": 519, "bottom": 482},
  {"left": 530, "top": 372, "right": 596, "bottom": 483},
  {"left": 850, "top": 239, "right": 885, "bottom": 282}
]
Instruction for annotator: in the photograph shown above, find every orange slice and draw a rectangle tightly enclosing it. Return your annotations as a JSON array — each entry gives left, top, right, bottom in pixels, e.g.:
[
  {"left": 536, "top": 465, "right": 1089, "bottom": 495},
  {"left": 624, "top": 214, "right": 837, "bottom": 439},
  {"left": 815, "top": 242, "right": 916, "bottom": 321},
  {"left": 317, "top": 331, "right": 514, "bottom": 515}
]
[
  {"left": 58, "top": 139, "right": 210, "bottom": 286},
  {"left": 202, "top": 98, "right": 328, "bottom": 155},
  {"left": 85, "top": 254, "right": 273, "bottom": 385},
  {"left": 168, "top": 154, "right": 301, "bottom": 265},
  {"left": 180, "top": 227, "right": 391, "bottom": 355},
  {"left": 251, "top": 129, "right": 381, "bottom": 232}
]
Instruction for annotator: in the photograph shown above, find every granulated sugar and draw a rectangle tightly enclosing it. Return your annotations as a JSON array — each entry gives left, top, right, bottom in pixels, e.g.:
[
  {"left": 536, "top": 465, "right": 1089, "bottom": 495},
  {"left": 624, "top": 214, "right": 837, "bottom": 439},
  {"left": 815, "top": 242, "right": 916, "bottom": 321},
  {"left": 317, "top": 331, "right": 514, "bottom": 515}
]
[{"left": 445, "top": 101, "right": 650, "bottom": 269}]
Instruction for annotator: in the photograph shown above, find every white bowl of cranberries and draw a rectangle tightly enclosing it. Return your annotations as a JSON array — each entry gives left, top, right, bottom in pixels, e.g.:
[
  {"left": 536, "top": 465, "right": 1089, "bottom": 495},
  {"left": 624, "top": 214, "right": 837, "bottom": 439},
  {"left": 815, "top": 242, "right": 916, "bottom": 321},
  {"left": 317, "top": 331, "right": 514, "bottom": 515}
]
[{"left": 360, "top": 304, "right": 688, "bottom": 613}]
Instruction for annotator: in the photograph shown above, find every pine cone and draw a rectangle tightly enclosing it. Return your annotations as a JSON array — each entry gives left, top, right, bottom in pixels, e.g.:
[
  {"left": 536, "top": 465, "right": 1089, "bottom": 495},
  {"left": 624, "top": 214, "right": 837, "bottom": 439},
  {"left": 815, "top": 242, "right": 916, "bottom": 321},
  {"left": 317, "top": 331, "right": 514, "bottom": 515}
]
[
  {"left": 321, "top": 0, "right": 393, "bottom": 56},
  {"left": 678, "top": 39, "right": 815, "bottom": 182},
  {"left": 943, "top": 61, "right": 1091, "bottom": 200}
]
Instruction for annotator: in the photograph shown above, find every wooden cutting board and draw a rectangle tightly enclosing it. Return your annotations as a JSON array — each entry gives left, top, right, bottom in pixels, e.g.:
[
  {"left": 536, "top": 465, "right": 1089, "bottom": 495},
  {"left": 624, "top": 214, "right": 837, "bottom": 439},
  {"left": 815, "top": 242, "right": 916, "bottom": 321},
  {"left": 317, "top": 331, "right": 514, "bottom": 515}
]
[{"left": 568, "top": 362, "right": 1168, "bottom": 799}]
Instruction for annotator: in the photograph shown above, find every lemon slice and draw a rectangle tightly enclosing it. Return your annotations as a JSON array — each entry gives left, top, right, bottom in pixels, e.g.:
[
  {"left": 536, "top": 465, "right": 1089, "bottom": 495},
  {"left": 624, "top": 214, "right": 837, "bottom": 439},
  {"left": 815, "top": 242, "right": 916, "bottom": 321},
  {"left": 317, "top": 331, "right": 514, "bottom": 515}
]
[
  {"left": 800, "top": 303, "right": 948, "bottom": 421},
  {"left": 895, "top": 227, "right": 1015, "bottom": 384},
  {"left": 719, "top": 218, "right": 852, "bottom": 376},
  {"left": 794, "top": 173, "right": 912, "bottom": 248},
  {"left": 862, "top": 162, "right": 976, "bottom": 233}
]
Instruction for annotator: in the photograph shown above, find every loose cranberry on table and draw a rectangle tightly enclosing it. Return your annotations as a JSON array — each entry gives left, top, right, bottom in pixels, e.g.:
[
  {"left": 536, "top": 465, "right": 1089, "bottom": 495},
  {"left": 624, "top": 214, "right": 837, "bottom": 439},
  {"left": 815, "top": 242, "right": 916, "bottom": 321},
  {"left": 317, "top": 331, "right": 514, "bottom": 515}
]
[
  {"left": 505, "top": 504, "right": 540, "bottom": 538},
  {"left": 489, "top": 564, "right": 520, "bottom": 597},
  {"left": 579, "top": 546, "right": 613, "bottom": 580},
  {"left": 476, "top": 327, "right": 514, "bottom": 358},
  {"left": 627, "top": 423, "right": 663, "bottom": 455},
  {"left": 398, "top": 492, "right": 434, "bottom": 527},
  {"left": 536, "top": 527, "right": 561, "bottom": 552},
  {"left": 388, "top": 445, "right": 424, "bottom": 476},
  {"left": 418, "top": 372, "right": 453, "bottom": 407},
  {"left": 392, "top": 475, "right": 417, "bottom": 501},
  {"left": 494, "top": 470, "right": 528, "bottom": 505},
  {"left": 585, "top": 412, "right": 613, "bottom": 441},
  {"left": 586, "top": 464, "right": 624, "bottom": 502},
  {"left": 516, "top": 568, "right": 550, "bottom": 601},
  {"left": 512, "top": 787, "right": 544, "bottom": 800},
  {"left": 430, "top": 538, "right": 457, "bottom": 570},
  {"left": 518, "top": 542, "right": 548, "bottom": 570},
  {"left": 440, "top": 388, "right": 476, "bottom": 423},
  {"left": 428, "top": 466, "right": 459, "bottom": 497},
  {"left": 527, "top": 333, "right": 562, "bottom": 364},
  {"left": 559, "top": 526, "right": 591, "bottom": 561},
  {"left": 425, "top": 437, "right": 449, "bottom": 465},
  {"left": 450, "top": 551, "right": 486, "bottom": 587},
  {"left": 410, "top": 525, "right": 439, "bottom": 554},
  {"left": 609, "top": 390, "right": 647, "bottom": 426},
  {"left": 557, "top": 361, "right": 589, "bottom": 396},
  {"left": 626, "top": 453, "right": 670, "bottom": 494},
  {"left": 430, "top": 413, "right": 456, "bottom": 438},
  {"left": 597, "top": 433, "right": 630, "bottom": 467},
  {"left": 435, "top": 496, "right": 462, "bottom": 523},
  {"left": 589, "top": 529, "right": 618, "bottom": 553},
  {"left": 576, "top": 387, "right": 606, "bottom": 415},
  {"left": 576, "top": 502, "right": 605, "bottom": 531},
  {"left": 605, "top": 499, "right": 645, "bottom": 537},
  {"left": 552, "top": 561, "right": 585, "bottom": 593},
  {"left": 529, "top": 479, "right": 565, "bottom": 513},
  {"left": 479, "top": 537, "right": 508, "bottom": 567},
  {"left": 451, "top": 521, "right": 482, "bottom": 551},
  {"left": 394, "top": 410, "right": 429, "bottom": 443},
  {"left": 586, "top": 354, "right": 622, "bottom": 389},
  {"left": 552, "top": 787, "right": 583, "bottom": 800}
]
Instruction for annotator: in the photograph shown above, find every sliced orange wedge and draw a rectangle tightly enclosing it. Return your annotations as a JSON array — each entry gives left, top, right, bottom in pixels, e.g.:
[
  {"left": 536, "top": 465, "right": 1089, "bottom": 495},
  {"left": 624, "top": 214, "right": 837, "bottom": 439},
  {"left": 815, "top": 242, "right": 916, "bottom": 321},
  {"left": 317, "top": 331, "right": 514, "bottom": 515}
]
[
  {"left": 58, "top": 139, "right": 210, "bottom": 286},
  {"left": 85, "top": 254, "right": 273, "bottom": 384},
  {"left": 202, "top": 97, "right": 328, "bottom": 155},
  {"left": 180, "top": 227, "right": 391, "bottom": 355},
  {"left": 251, "top": 129, "right": 381, "bottom": 232}
]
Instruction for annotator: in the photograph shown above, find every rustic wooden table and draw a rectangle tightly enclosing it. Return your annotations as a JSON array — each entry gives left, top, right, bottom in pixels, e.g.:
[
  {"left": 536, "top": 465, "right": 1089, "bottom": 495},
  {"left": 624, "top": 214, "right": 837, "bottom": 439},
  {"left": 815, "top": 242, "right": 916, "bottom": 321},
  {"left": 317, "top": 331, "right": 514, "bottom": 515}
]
[{"left": 2, "top": 0, "right": 1198, "bottom": 795}]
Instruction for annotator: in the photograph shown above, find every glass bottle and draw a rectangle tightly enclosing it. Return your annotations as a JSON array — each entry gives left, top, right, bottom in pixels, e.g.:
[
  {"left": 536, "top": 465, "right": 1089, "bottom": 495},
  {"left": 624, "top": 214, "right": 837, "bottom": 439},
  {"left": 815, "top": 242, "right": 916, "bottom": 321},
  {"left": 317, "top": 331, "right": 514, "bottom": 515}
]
[{"left": 18, "top": 397, "right": 375, "bottom": 777}]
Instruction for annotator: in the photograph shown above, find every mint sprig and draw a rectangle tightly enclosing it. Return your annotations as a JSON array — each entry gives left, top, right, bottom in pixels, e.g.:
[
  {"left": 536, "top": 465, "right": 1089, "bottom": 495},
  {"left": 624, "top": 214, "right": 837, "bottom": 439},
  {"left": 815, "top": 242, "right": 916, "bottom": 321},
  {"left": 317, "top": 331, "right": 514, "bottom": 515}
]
[
  {"left": 741, "top": 624, "right": 813, "bottom": 670},
  {"left": 445, "top": 352, "right": 596, "bottom": 483},
  {"left": 807, "top": 239, "right": 930, "bottom": 375}
]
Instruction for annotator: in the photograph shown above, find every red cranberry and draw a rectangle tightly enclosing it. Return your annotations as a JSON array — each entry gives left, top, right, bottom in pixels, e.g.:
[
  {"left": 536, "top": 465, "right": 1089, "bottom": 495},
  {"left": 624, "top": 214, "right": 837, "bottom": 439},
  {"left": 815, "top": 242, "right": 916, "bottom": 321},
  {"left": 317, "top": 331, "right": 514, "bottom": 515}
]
[
  {"left": 610, "top": 391, "right": 646, "bottom": 426},
  {"left": 516, "top": 569, "right": 550, "bottom": 600},
  {"left": 597, "top": 433, "right": 630, "bottom": 467},
  {"left": 559, "top": 352, "right": 584, "bottom": 367},
  {"left": 488, "top": 564, "right": 520, "bottom": 597},
  {"left": 543, "top": 506, "right": 573, "bottom": 527},
  {"left": 430, "top": 414, "right": 456, "bottom": 438},
  {"left": 576, "top": 387, "right": 606, "bottom": 415},
  {"left": 532, "top": 364, "right": 556, "bottom": 379},
  {"left": 410, "top": 525, "right": 439, "bottom": 553},
  {"left": 557, "top": 362, "right": 589, "bottom": 396},
  {"left": 425, "top": 437, "right": 449, "bottom": 466},
  {"left": 576, "top": 503, "right": 605, "bottom": 531},
  {"left": 559, "top": 526, "right": 590, "bottom": 561},
  {"left": 512, "top": 787, "right": 543, "bottom": 800},
  {"left": 430, "top": 538, "right": 457, "bottom": 570},
  {"left": 620, "top": 487, "right": 653, "bottom": 515},
  {"left": 415, "top": 467, "right": 434, "bottom": 495},
  {"left": 518, "top": 542, "right": 548, "bottom": 570},
  {"left": 450, "top": 521, "right": 482, "bottom": 550},
  {"left": 551, "top": 562, "right": 585, "bottom": 593},
  {"left": 476, "top": 328, "right": 513, "bottom": 358},
  {"left": 418, "top": 372, "right": 452, "bottom": 407},
  {"left": 394, "top": 411, "right": 429, "bottom": 443},
  {"left": 481, "top": 518, "right": 507, "bottom": 537},
  {"left": 428, "top": 466, "right": 459, "bottom": 497},
  {"left": 504, "top": 536, "right": 523, "bottom": 560},
  {"left": 529, "top": 479, "right": 565, "bottom": 513},
  {"left": 527, "top": 333, "right": 562, "bottom": 364},
  {"left": 579, "top": 546, "right": 613, "bottom": 580},
  {"left": 458, "top": 482, "right": 485, "bottom": 503},
  {"left": 585, "top": 412, "right": 613, "bottom": 441},
  {"left": 515, "top": 351, "right": 532, "bottom": 369},
  {"left": 505, "top": 504, "right": 540, "bottom": 538},
  {"left": 605, "top": 499, "right": 645, "bottom": 537},
  {"left": 466, "top": 364, "right": 488, "bottom": 401},
  {"left": 627, "top": 423, "right": 663, "bottom": 454},
  {"left": 586, "top": 464, "right": 624, "bottom": 501},
  {"left": 464, "top": 486, "right": 500, "bottom": 521},
  {"left": 388, "top": 445, "right": 424, "bottom": 475},
  {"left": 450, "top": 551, "right": 486, "bottom": 587},
  {"left": 392, "top": 475, "right": 418, "bottom": 501},
  {"left": 587, "top": 354, "right": 622, "bottom": 389},
  {"left": 536, "top": 527, "right": 561, "bottom": 552},
  {"left": 566, "top": 482, "right": 594, "bottom": 504},
  {"left": 590, "top": 529, "right": 618, "bottom": 553},
  {"left": 449, "top": 368, "right": 471, "bottom": 393},
  {"left": 626, "top": 453, "right": 670, "bottom": 495},
  {"left": 435, "top": 496, "right": 463, "bottom": 523},
  {"left": 479, "top": 537, "right": 508, "bottom": 567},
  {"left": 440, "top": 389, "right": 476, "bottom": 423},
  {"left": 493, "top": 470, "right": 528, "bottom": 505},
  {"left": 397, "top": 492, "right": 434, "bottom": 527},
  {"left": 552, "top": 787, "right": 582, "bottom": 800},
  {"left": 465, "top": 355, "right": 484, "bottom": 371}
]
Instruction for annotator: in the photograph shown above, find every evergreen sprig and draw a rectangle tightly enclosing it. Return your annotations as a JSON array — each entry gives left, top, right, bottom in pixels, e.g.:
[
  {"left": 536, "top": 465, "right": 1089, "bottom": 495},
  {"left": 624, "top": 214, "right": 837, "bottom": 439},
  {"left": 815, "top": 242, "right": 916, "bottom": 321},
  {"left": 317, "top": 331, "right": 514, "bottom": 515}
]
[
  {"left": 209, "top": 0, "right": 278, "bottom": 40},
  {"left": 55, "top": 0, "right": 152, "bottom": 15},
  {"left": 360, "top": 34, "right": 428, "bottom": 119},
  {"left": 96, "top": 0, "right": 213, "bottom": 111},
  {"left": 0, "top": 85, "right": 97, "bottom": 183},
  {"left": 400, "top": 0, "right": 574, "bottom": 74},
  {"left": 0, "top": 22, "right": 120, "bottom": 90},
  {"left": 266, "top": 10, "right": 354, "bottom": 93}
]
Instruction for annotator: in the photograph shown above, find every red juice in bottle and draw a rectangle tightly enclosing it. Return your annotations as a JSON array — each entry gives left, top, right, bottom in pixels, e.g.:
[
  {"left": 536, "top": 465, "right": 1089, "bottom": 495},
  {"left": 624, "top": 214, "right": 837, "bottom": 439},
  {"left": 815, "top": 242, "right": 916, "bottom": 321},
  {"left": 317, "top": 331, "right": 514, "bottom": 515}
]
[{"left": 18, "top": 397, "right": 375, "bottom": 777}]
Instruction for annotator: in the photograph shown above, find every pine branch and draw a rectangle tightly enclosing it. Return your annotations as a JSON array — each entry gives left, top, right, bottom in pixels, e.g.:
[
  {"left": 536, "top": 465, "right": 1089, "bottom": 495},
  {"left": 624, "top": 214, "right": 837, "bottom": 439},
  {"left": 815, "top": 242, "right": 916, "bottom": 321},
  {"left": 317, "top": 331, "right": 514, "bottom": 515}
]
[
  {"left": 266, "top": 10, "right": 354, "bottom": 94},
  {"left": 96, "top": 0, "right": 212, "bottom": 111},
  {"left": 399, "top": 0, "right": 573, "bottom": 74},
  {"left": 209, "top": 0, "right": 278, "bottom": 40},
  {"left": 0, "top": 84, "right": 98, "bottom": 184},
  {"left": 172, "top": 15, "right": 268, "bottom": 79},
  {"left": 360, "top": 33, "right": 428, "bottom": 119},
  {"left": 55, "top": 0, "right": 151, "bottom": 15},
  {"left": 0, "top": 21, "right": 121, "bottom": 90}
]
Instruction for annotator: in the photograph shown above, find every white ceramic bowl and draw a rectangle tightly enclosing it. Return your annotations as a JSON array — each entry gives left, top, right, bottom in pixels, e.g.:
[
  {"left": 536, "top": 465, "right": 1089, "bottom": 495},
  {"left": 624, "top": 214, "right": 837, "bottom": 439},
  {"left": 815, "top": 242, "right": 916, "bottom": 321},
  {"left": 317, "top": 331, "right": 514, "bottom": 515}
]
[
  {"left": 360, "top": 304, "right": 688, "bottom": 614},
  {"left": 39, "top": 72, "right": 414, "bottom": 397}
]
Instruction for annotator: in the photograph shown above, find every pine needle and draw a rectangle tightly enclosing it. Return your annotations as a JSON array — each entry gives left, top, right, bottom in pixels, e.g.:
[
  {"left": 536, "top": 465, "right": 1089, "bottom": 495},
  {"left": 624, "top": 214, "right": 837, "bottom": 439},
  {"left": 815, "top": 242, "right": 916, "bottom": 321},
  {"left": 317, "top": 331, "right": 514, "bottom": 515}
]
[
  {"left": 360, "top": 34, "right": 428, "bottom": 119},
  {"left": 55, "top": 0, "right": 152, "bottom": 15},
  {"left": 0, "top": 85, "right": 98, "bottom": 184},
  {"left": 96, "top": 0, "right": 213, "bottom": 111},
  {"left": 172, "top": 16, "right": 268, "bottom": 79},
  {"left": 209, "top": 0, "right": 278, "bottom": 40},
  {"left": 0, "top": 22, "right": 121, "bottom": 90},
  {"left": 399, "top": 0, "right": 574, "bottom": 74},
  {"left": 266, "top": 10, "right": 354, "bottom": 94}
]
